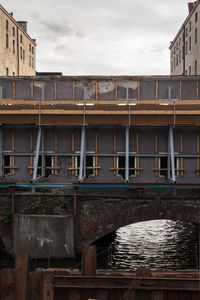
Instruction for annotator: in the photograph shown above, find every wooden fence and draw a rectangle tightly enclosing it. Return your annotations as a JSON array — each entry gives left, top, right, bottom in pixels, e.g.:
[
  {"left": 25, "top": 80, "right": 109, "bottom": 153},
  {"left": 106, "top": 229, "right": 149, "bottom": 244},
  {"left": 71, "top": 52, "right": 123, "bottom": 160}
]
[{"left": 0, "top": 248, "right": 200, "bottom": 300}]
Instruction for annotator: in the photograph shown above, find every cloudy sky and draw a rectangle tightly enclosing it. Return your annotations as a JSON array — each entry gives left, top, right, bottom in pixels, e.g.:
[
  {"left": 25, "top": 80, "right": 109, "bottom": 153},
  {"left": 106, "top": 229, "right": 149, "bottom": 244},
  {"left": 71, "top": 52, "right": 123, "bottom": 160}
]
[{"left": 1, "top": 0, "right": 190, "bottom": 75}]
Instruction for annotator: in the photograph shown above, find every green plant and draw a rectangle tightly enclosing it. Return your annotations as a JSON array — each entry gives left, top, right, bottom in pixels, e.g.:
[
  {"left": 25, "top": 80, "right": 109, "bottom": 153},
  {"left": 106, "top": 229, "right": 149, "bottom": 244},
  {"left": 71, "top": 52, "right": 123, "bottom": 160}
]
[
  {"left": 60, "top": 198, "right": 69, "bottom": 209},
  {"left": 1, "top": 210, "right": 12, "bottom": 224},
  {"left": 30, "top": 197, "right": 43, "bottom": 214}
]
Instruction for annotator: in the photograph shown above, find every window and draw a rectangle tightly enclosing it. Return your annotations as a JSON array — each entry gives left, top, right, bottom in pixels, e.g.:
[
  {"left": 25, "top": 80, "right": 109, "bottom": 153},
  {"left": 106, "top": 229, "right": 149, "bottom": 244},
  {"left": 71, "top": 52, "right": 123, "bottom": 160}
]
[
  {"left": 174, "top": 58, "right": 175, "bottom": 69},
  {"left": 6, "top": 20, "right": 8, "bottom": 31},
  {"left": 75, "top": 152, "right": 96, "bottom": 177},
  {"left": 171, "top": 61, "right": 173, "bottom": 72},
  {"left": 185, "top": 41, "right": 188, "bottom": 55},
  {"left": 20, "top": 47, "right": 22, "bottom": 59},
  {"left": 13, "top": 27, "right": 15, "bottom": 37},
  {"left": 116, "top": 155, "right": 136, "bottom": 179},
  {"left": 45, "top": 156, "right": 54, "bottom": 177},
  {"left": 29, "top": 55, "right": 31, "bottom": 66},
  {"left": 158, "top": 155, "right": 179, "bottom": 178},
  {"left": 13, "top": 72, "right": 15, "bottom": 76},
  {"left": 20, "top": 34, "right": 23, "bottom": 43},
  {"left": 32, "top": 58, "right": 34, "bottom": 68},
  {"left": 179, "top": 50, "right": 181, "bottom": 63},
  {"left": 6, "top": 68, "right": 9, "bottom": 76},
  {"left": 3, "top": 155, "right": 11, "bottom": 175},
  {"left": 195, "top": 28, "right": 197, "bottom": 43},
  {"left": 186, "top": 69, "right": 188, "bottom": 75},
  {"left": 189, "top": 36, "right": 191, "bottom": 50},
  {"left": 13, "top": 40, "right": 15, "bottom": 54},
  {"left": 32, "top": 46, "right": 34, "bottom": 54},
  {"left": 29, "top": 44, "right": 31, "bottom": 51},
  {"left": 195, "top": 12, "right": 198, "bottom": 23},
  {"left": 179, "top": 37, "right": 181, "bottom": 45},
  {"left": 195, "top": 60, "right": 197, "bottom": 75},
  {"left": 23, "top": 49, "right": 25, "bottom": 60},
  {"left": 189, "top": 66, "right": 191, "bottom": 75},
  {"left": 189, "top": 21, "right": 192, "bottom": 31},
  {"left": 186, "top": 27, "right": 188, "bottom": 37},
  {"left": 6, "top": 34, "right": 9, "bottom": 48}
]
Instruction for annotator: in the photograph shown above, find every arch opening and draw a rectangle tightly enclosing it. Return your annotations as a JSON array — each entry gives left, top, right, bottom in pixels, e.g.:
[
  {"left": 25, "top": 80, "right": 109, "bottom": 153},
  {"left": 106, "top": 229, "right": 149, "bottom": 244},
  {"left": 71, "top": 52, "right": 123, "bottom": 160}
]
[{"left": 93, "top": 219, "right": 199, "bottom": 271}]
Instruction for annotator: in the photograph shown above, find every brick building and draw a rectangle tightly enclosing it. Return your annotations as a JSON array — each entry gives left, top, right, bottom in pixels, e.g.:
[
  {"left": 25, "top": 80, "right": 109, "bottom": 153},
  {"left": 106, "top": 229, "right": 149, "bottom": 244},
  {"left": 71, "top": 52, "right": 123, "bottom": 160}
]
[
  {"left": 0, "top": 5, "right": 36, "bottom": 76},
  {"left": 170, "top": 1, "right": 200, "bottom": 75}
]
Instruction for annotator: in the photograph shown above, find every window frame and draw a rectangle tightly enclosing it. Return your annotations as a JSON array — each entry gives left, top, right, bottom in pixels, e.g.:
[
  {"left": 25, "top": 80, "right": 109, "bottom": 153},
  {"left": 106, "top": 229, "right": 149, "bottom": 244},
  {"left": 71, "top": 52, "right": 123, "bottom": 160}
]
[{"left": 158, "top": 153, "right": 179, "bottom": 178}]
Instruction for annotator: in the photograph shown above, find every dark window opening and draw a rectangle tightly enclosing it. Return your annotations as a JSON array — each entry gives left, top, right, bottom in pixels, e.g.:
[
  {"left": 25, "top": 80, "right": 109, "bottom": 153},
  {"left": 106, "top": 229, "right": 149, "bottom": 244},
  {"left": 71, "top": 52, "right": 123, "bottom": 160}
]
[
  {"left": 118, "top": 156, "right": 135, "bottom": 179},
  {"left": 195, "top": 12, "right": 198, "bottom": 23},
  {"left": 76, "top": 155, "right": 95, "bottom": 177},
  {"left": 6, "top": 68, "right": 9, "bottom": 76},
  {"left": 160, "top": 157, "right": 168, "bottom": 178},
  {"left": 6, "top": 34, "right": 9, "bottom": 48},
  {"left": 13, "top": 40, "right": 15, "bottom": 54},
  {"left": 4, "top": 156, "right": 11, "bottom": 175},
  {"left": 6, "top": 20, "right": 8, "bottom": 31},
  {"left": 13, "top": 27, "right": 15, "bottom": 37},
  {"left": 37, "top": 155, "right": 42, "bottom": 176},
  {"left": 20, "top": 34, "right": 23, "bottom": 43},
  {"left": 45, "top": 156, "right": 53, "bottom": 177},
  {"left": 195, "top": 28, "right": 197, "bottom": 43},
  {"left": 195, "top": 60, "right": 197, "bottom": 75}
]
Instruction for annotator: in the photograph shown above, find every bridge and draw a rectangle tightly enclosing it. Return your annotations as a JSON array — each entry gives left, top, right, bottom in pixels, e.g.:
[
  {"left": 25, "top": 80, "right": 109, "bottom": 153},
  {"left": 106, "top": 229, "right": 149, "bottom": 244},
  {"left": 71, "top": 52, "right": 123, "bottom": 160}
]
[{"left": 0, "top": 75, "right": 200, "bottom": 258}]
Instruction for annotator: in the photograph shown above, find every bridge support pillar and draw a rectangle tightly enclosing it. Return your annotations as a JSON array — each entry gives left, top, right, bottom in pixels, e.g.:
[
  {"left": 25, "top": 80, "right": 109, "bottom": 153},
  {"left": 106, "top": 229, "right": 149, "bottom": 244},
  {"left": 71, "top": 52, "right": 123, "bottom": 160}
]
[
  {"left": 32, "top": 126, "right": 42, "bottom": 183},
  {"left": 125, "top": 126, "right": 129, "bottom": 182},
  {"left": 168, "top": 126, "right": 175, "bottom": 183}
]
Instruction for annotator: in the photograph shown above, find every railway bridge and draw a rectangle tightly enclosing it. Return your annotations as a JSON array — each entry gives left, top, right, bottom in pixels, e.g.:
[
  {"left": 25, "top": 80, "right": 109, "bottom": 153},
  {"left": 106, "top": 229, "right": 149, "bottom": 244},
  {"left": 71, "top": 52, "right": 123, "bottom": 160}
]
[{"left": 0, "top": 75, "right": 200, "bottom": 258}]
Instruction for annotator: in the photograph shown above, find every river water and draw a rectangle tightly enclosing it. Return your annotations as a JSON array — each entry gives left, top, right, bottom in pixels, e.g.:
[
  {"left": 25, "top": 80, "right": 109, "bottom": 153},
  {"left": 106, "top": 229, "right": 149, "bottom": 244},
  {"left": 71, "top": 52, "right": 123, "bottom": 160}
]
[{"left": 96, "top": 220, "right": 200, "bottom": 271}]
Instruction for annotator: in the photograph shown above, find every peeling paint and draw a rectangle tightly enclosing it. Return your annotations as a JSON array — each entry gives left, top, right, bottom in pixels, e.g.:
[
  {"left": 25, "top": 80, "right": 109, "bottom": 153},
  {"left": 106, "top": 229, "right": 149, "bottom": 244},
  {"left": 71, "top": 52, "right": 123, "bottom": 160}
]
[
  {"left": 98, "top": 81, "right": 115, "bottom": 94},
  {"left": 118, "top": 81, "right": 137, "bottom": 90}
]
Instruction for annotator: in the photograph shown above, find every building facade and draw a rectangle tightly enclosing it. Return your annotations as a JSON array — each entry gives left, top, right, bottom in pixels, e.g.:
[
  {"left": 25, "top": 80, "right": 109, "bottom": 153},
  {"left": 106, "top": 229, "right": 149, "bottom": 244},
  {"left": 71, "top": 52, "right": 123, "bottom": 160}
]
[
  {"left": 0, "top": 5, "right": 36, "bottom": 76},
  {"left": 170, "top": 1, "right": 200, "bottom": 75},
  {"left": 0, "top": 76, "right": 199, "bottom": 186}
]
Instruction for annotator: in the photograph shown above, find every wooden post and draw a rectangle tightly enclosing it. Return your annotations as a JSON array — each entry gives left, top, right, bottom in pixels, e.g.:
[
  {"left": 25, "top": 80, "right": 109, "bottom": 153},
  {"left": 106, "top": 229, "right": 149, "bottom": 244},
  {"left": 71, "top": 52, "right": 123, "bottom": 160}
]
[
  {"left": 42, "top": 271, "right": 54, "bottom": 300},
  {"left": 82, "top": 245, "right": 96, "bottom": 276},
  {"left": 15, "top": 254, "right": 29, "bottom": 300},
  {"left": 29, "top": 270, "right": 42, "bottom": 300},
  {"left": 11, "top": 186, "right": 15, "bottom": 215}
]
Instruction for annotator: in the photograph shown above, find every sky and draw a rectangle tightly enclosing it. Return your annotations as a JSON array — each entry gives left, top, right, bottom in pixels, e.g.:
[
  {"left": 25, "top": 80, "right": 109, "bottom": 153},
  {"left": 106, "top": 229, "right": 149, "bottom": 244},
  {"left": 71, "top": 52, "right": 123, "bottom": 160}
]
[{"left": 1, "top": 0, "right": 190, "bottom": 75}]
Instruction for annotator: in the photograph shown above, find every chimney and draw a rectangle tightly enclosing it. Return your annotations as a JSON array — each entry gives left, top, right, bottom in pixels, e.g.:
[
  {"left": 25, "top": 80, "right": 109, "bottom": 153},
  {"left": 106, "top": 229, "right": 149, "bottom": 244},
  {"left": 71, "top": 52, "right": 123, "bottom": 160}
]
[
  {"left": 17, "top": 21, "right": 27, "bottom": 33},
  {"left": 188, "top": 2, "right": 197, "bottom": 14}
]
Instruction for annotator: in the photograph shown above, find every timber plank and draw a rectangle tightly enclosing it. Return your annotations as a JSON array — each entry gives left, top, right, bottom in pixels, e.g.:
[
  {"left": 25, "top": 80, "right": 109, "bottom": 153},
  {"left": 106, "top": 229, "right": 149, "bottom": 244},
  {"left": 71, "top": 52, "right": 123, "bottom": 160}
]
[
  {"left": 29, "top": 270, "right": 42, "bottom": 300},
  {"left": 192, "top": 291, "right": 200, "bottom": 300},
  {"left": 42, "top": 271, "right": 55, "bottom": 300},
  {"left": 15, "top": 254, "right": 29, "bottom": 300},
  {"left": 0, "top": 269, "right": 15, "bottom": 300},
  {"left": 135, "top": 291, "right": 151, "bottom": 300},
  {"left": 163, "top": 291, "right": 179, "bottom": 300}
]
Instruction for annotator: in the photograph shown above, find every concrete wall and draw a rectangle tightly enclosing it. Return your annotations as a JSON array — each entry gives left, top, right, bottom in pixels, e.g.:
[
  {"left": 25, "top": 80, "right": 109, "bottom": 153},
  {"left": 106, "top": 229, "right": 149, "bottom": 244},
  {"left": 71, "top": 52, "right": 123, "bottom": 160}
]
[{"left": 14, "top": 214, "right": 74, "bottom": 258}]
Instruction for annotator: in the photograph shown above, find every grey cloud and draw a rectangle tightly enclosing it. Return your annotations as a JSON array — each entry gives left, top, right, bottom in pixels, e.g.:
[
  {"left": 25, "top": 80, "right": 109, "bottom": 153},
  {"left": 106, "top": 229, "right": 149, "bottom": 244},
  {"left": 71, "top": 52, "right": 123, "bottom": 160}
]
[{"left": 40, "top": 17, "right": 84, "bottom": 40}]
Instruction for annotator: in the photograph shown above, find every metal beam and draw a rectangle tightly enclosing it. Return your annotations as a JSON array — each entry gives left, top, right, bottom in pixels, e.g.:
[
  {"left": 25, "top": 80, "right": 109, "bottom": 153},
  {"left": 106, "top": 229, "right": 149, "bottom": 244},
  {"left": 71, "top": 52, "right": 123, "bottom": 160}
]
[
  {"left": 41, "top": 128, "right": 45, "bottom": 177},
  {"left": 78, "top": 125, "right": 86, "bottom": 182},
  {"left": 169, "top": 126, "right": 176, "bottom": 182},
  {"left": 0, "top": 87, "right": 2, "bottom": 100},
  {"left": 0, "top": 127, "right": 2, "bottom": 177},
  {"left": 125, "top": 126, "right": 129, "bottom": 182},
  {"left": 32, "top": 126, "right": 42, "bottom": 182}
]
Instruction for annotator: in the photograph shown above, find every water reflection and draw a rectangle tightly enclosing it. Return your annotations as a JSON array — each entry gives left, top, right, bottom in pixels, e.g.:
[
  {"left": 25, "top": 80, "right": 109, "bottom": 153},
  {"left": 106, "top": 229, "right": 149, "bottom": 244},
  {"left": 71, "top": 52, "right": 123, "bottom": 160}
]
[{"left": 109, "top": 220, "right": 199, "bottom": 270}]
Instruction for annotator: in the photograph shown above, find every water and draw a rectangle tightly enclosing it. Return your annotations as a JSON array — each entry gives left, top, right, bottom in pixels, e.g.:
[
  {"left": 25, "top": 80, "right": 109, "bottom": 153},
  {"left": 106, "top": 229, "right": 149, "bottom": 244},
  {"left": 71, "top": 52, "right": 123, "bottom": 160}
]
[{"left": 96, "top": 220, "right": 200, "bottom": 271}]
